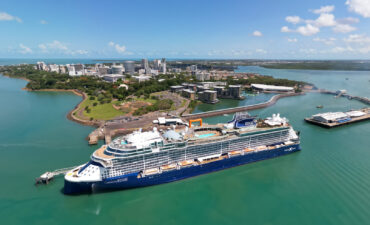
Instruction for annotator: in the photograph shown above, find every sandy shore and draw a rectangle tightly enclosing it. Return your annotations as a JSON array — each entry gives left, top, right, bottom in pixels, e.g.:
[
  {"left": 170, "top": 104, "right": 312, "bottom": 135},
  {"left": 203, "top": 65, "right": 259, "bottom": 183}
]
[{"left": 22, "top": 87, "right": 84, "bottom": 97}]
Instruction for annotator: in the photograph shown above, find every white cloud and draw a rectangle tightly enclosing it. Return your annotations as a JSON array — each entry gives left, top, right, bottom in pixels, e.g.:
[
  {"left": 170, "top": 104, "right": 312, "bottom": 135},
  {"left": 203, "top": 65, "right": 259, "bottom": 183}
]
[
  {"left": 38, "top": 40, "right": 87, "bottom": 55},
  {"left": 287, "top": 38, "right": 298, "bottom": 42},
  {"left": 19, "top": 44, "right": 32, "bottom": 54},
  {"left": 357, "top": 46, "right": 370, "bottom": 53},
  {"left": 38, "top": 44, "right": 47, "bottom": 51},
  {"left": 0, "top": 12, "right": 22, "bottom": 23},
  {"left": 312, "top": 5, "right": 335, "bottom": 14},
  {"left": 343, "top": 34, "right": 370, "bottom": 44},
  {"left": 299, "top": 48, "right": 318, "bottom": 54},
  {"left": 39, "top": 40, "right": 68, "bottom": 52},
  {"left": 252, "top": 30, "right": 262, "bottom": 37},
  {"left": 297, "top": 24, "right": 320, "bottom": 36},
  {"left": 281, "top": 26, "right": 292, "bottom": 33},
  {"left": 281, "top": 24, "right": 320, "bottom": 36},
  {"left": 282, "top": 5, "right": 360, "bottom": 37},
  {"left": 346, "top": 0, "right": 370, "bottom": 18},
  {"left": 108, "top": 41, "right": 126, "bottom": 54},
  {"left": 40, "top": 20, "right": 48, "bottom": 24},
  {"left": 313, "top": 37, "right": 336, "bottom": 45},
  {"left": 331, "top": 46, "right": 355, "bottom": 53},
  {"left": 231, "top": 50, "right": 251, "bottom": 56},
  {"left": 313, "top": 13, "right": 336, "bottom": 27},
  {"left": 256, "top": 49, "right": 267, "bottom": 54},
  {"left": 337, "top": 17, "right": 359, "bottom": 24},
  {"left": 286, "top": 16, "right": 302, "bottom": 24},
  {"left": 332, "top": 24, "right": 356, "bottom": 33}
]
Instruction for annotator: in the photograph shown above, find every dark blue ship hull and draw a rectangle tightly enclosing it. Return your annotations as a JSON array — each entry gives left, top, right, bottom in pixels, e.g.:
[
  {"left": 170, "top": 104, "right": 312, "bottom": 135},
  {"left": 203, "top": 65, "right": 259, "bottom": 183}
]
[{"left": 64, "top": 144, "right": 300, "bottom": 195}]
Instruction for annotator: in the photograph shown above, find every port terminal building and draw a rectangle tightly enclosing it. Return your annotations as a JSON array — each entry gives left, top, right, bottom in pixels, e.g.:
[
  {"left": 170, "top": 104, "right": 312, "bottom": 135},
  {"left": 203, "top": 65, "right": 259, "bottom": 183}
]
[{"left": 251, "top": 84, "right": 294, "bottom": 92}]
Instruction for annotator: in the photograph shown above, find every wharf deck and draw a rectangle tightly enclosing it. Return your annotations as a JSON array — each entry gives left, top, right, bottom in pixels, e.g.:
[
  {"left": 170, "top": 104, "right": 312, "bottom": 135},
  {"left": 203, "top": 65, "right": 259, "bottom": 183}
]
[{"left": 305, "top": 110, "right": 370, "bottom": 128}]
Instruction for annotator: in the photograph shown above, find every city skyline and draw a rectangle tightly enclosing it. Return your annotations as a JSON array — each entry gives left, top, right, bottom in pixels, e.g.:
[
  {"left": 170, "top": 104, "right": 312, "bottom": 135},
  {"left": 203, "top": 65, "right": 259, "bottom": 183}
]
[{"left": 1, "top": 0, "right": 370, "bottom": 59}]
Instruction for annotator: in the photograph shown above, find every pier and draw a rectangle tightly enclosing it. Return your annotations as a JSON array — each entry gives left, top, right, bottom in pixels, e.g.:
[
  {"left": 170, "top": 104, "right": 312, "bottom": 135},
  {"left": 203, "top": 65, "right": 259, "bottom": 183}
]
[
  {"left": 304, "top": 108, "right": 370, "bottom": 128},
  {"left": 36, "top": 166, "right": 76, "bottom": 185},
  {"left": 318, "top": 89, "right": 370, "bottom": 105}
]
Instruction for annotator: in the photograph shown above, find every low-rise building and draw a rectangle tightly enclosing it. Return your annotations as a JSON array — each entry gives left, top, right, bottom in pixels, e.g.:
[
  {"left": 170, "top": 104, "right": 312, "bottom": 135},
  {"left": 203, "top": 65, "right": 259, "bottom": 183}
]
[
  {"left": 132, "top": 75, "right": 151, "bottom": 82},
  {"left": 98, "top": 67, "right": 109, "bottom": 76},
  {"left": 213, "top": 85, "right": 244, "bottom": 99},
  {"left": 170, "top": 85, "right": 184, "bottom": 93},
  {"left": 103, "top": 74, "right": 125, "bottom": 82},
  {"left": 181, "top": 89, "right": 195, "bottom": 100},
  {"left": 198, "top": 90, "right": 219, "bottom": 104},
  {"left": 312, "top": 112, "right": 350, "bottom": 123}
]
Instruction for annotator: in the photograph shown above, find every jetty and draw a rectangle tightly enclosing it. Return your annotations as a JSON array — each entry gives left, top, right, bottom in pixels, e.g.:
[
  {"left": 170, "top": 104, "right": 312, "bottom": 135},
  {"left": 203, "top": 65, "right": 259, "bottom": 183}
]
[
  {"left": 304, "top": 108, "right": 370, "bottom": 128},
  {"left": 36, "top": 166, "right": 76, "bottom": 185},
  {"left": 318, "top": 89, "right": 370, "bottom": 105}
]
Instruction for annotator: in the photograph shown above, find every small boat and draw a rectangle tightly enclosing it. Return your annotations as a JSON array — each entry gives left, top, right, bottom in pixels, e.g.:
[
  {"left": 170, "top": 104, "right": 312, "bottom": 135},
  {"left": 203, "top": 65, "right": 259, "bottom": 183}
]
[{"left": 316, "top": 105, "right": 323, "bottom": 108}]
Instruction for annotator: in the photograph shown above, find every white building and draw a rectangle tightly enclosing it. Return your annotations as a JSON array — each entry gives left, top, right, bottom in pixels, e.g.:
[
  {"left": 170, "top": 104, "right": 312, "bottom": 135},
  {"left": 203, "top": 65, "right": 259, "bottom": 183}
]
[
  {"left": 153, "top": 59, "right": 161, "bottom": 70},
  {"left": 67, "top": 64, "right": 84, "bottom": 76},
  {"left": 103, "top": 74, "right": 125, "bottom": 82},
  {"left": 196, "top": 72, "right": 210, "bottom": 81},
  {"left": 132, "top": 75, "right": 151, "bottom": 82},
  {"left": 161, "top": 58, "right": 166, "bottom": 74},
  {"left": 251, "top": 84, "right": 294, "bottom": 92},
  {"left": 150, "top": 69, "right": 159, "bottom": 76},
  {"left": 111, "top": 64, "right": 124, "bottom": 75},
  {"left": 36, "top": 62, "right": 47, "bottom": 70},
  {"left": 312, "top": 112, "right": 349, "bottom": 123},
  {"left": 48, "top": 64, "right": 59, "bottom": 73},
  {"left": 190, "top": 65, "right": 197, "bottom": 72}
]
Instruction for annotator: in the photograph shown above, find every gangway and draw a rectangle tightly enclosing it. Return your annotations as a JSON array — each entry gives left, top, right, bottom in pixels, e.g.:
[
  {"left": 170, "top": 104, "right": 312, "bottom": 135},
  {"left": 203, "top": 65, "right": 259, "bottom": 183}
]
[{"left": 35, "top": 166, "right": 76, "bottom": 185}]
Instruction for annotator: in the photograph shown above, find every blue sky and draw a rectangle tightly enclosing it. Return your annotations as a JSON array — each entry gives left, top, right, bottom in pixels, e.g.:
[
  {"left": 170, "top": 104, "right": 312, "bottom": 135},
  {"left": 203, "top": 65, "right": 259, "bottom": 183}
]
[{"left": 1, "top": 0, "right": 370, "bottom": 59}]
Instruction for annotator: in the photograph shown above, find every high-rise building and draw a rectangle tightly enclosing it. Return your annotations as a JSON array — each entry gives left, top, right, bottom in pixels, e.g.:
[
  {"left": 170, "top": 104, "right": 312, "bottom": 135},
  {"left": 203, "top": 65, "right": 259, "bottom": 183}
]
[
  {"left": 123, "top": 61, "right": 135, "bottom": 74},
  {"left": 111, "top": 64, "right": 124, "bottom": 74},
  {"left": 153, "top": 59, "right": 161, "bottom": 70},
  {"left": 161, "top": 58, "right": 166, "bottom": 74},
  {"left": 190, "top": 65, "right": 197, "bottom": 72},
  {"left": 141, "top": 59, "right": 150, "bottom": 74}
]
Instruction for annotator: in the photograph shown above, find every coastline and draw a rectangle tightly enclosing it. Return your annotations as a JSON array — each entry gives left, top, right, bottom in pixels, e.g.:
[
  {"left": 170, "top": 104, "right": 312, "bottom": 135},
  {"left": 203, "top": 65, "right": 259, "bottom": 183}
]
[
  {"left": 2, "top": 74, "right": 310, "bottom": 141},
  {"left": 21, "top": 87, "right": 84, "bottom": 97},
  {"left": 1, "top": 74, "right": 100, "bottom": 127}
]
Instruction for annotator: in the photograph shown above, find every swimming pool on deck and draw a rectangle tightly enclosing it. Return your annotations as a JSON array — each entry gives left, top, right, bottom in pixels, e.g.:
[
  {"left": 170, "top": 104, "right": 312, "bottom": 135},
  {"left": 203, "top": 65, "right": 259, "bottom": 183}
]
[{"left": 197, "top": 133, "right": 216, "bottom": 138}]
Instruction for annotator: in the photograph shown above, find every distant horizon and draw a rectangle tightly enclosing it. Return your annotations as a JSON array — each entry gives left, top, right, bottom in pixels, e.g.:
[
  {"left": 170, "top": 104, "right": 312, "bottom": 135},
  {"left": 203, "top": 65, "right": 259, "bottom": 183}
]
[{"left": 1, "top": 57, "right": 370, "bottom": 61}]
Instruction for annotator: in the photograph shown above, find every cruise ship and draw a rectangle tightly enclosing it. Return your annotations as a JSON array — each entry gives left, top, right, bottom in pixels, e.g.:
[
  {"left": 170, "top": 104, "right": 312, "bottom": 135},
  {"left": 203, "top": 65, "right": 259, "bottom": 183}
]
[{"left": 64, "top": 113, "right": 301, "bottom": 194}]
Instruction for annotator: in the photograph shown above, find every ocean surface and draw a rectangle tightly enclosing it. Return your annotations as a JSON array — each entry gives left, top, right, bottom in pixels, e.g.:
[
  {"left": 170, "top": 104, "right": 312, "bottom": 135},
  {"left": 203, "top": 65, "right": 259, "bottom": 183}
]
[{"left": 0, "top": 64, "right": 369, "bottom": 225}]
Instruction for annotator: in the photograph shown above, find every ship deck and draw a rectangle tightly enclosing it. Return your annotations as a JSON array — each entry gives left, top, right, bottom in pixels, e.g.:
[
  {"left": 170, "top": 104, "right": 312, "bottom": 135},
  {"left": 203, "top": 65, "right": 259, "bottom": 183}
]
[{"left": 93, "top": 145, "right": 114, "bottom": 159}]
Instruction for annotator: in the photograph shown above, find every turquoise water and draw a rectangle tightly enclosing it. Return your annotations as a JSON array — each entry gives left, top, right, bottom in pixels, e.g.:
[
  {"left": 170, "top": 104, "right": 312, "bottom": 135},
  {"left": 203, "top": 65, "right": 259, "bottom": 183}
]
[
  {"left": 0, "top": 65, "right": 369, "bottom": 225},
  {"left": 236, "top": 66, "right": 370, "bottom": 97},
  {"left": 197, "top": 133, "right": 216, "bottom": 138}
]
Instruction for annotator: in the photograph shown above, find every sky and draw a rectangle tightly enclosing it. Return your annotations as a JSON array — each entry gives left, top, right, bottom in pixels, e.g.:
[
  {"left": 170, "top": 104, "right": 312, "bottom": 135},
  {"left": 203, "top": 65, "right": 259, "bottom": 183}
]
[{"left": 1, "top": 0, "right": 370, "bottom": 59}]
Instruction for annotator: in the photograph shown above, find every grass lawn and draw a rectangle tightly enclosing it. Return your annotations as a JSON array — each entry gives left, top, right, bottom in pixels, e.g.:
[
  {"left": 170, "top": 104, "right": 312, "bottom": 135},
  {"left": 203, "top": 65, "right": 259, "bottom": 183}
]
[
  {"left": 80, "top": 96, "right": 125, "bottom": 120},
  {"left": 135, "top": 97, "right": 157, "bottom": 104}
]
